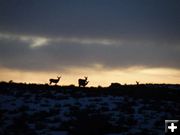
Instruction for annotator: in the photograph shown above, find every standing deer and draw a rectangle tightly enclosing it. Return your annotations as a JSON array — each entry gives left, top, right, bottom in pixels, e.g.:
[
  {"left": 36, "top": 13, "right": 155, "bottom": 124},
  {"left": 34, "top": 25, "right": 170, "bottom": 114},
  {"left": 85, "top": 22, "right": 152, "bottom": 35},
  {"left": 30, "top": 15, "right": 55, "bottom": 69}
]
[
  {"left": 49, "top": 76, "right": 61, "bottom": 85},
  {"left": 136, "top": 81, "right": 140, "bottom": 85},
  {"left": 78, "top": 76, "right": 89, "bottom": 87}
]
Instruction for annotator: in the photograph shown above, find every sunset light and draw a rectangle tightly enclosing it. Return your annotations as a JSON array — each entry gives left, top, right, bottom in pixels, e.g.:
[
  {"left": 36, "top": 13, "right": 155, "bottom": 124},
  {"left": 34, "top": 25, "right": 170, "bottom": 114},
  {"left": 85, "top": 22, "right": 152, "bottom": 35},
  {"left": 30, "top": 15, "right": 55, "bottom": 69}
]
[{"left": 0, "top": 1, "right": 180, "bottom": 135}]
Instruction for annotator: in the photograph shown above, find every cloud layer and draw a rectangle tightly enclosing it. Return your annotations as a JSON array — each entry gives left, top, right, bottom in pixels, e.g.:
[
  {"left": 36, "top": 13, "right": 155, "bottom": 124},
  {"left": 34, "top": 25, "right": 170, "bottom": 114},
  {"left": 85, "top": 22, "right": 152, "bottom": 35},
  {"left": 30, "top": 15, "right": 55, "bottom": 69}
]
[
  {"left": 0, "top": 0, "right": 180, "bottom": 72},
  {"left": 0, "top": 33, "right": 179, "bottom": 72}
]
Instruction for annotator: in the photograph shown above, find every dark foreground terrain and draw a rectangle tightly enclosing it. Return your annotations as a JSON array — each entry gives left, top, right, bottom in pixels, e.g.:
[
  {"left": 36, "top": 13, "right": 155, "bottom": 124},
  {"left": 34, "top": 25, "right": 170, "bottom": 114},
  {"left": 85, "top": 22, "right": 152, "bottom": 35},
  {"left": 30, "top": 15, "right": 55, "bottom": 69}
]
[{"left": 0, "top": 82, "right": 180, "bottom": 135}]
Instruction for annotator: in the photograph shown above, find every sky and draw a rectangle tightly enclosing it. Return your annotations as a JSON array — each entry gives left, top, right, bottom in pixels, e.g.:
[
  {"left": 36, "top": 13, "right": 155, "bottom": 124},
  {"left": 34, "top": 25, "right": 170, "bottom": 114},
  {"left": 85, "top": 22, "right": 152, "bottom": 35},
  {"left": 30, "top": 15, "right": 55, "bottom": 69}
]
[{"left": 0, "top": 0, "right": 180, "bottom": 86}]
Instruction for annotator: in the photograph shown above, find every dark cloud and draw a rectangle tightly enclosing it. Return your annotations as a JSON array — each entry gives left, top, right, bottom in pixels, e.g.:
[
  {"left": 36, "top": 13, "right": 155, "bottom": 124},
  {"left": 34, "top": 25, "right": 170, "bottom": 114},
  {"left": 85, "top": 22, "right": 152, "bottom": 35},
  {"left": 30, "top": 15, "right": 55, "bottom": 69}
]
[
  {"left": 0, "top": 0, "right": 180, "bottom": 71},
  {"left": 0, "top": 0, "right": 179, "bottom": 41},
  {"left": 0, "top": 38, "right": 179, "bottom": 71}
]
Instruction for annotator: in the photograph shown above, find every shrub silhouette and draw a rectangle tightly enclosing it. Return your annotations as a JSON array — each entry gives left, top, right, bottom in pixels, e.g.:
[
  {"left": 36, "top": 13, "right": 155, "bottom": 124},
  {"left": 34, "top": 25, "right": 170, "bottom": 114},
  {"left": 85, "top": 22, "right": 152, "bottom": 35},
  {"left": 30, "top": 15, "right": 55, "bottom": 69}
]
[{"left": 109, "top": 83, "right": 121, "bottom": 88}]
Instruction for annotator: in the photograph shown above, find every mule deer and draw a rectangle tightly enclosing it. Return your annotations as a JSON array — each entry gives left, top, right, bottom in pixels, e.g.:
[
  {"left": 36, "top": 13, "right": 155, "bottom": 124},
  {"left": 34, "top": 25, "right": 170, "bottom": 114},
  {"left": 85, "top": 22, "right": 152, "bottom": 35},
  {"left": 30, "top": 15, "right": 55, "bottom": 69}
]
[
  {"left": 78, "top": 76, "right": 89, "bottom": 87},
  {"left": 136, "top": 81, "right": 140, "bottom": 85},
  {"left": 49, "top": 76, "right": 61, "bottom": 85}
]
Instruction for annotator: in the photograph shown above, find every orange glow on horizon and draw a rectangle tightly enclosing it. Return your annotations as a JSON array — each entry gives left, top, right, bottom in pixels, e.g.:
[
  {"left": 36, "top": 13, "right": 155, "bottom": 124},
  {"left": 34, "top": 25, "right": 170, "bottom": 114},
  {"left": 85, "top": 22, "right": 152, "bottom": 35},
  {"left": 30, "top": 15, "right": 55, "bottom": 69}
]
[{"left": 0, "top": 67, "right": 180, "bottom": 87}]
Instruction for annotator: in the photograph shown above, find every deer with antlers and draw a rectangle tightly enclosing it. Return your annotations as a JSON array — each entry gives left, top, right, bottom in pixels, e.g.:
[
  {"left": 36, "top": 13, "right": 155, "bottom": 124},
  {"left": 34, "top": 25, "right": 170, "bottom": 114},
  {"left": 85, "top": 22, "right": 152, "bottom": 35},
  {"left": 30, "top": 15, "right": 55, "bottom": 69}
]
[
  {"left": 49, "top": 76, "right": 61, "bottom": 85},
  {"left": 78, "top": 76, "right": 89, "bottom": 87},
  {"left": 136, "top": 81, "right": 140, "bottom": 85}
]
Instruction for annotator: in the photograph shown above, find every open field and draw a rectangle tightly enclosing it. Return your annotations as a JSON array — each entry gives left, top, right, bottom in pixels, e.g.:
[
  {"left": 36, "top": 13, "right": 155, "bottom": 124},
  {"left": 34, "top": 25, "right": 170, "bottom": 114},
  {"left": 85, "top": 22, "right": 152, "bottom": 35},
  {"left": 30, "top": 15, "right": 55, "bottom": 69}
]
[{"left": 0, "top": 82, "right": 180, "bottom": 135}]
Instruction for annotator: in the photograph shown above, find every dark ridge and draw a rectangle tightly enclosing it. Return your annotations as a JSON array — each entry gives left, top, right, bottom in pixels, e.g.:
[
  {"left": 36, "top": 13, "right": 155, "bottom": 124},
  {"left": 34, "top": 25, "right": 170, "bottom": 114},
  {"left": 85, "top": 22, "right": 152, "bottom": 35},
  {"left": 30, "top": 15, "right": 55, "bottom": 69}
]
[{"left": 0, "top": 81, "right": 179, "bottom": 101}]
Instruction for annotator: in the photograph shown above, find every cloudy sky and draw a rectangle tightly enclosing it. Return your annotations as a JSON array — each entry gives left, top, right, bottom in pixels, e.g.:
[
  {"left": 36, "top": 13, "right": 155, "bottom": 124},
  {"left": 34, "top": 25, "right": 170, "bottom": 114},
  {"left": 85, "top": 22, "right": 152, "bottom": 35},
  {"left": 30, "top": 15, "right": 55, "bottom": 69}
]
[{"left": 0, "top": 0, "right": 180, "bottom": 86}]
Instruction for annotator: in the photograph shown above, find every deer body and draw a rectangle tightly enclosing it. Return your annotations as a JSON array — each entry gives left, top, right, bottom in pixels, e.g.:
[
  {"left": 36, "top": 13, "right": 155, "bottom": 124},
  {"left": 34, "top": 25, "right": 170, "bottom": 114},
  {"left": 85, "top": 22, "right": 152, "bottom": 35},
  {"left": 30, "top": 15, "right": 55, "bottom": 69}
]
[
  {"left": 78, "top": 77, "right": 89, "bottom": 87},
  {"left": 49, "top": 76, "right": 61, "bottom": 85}
]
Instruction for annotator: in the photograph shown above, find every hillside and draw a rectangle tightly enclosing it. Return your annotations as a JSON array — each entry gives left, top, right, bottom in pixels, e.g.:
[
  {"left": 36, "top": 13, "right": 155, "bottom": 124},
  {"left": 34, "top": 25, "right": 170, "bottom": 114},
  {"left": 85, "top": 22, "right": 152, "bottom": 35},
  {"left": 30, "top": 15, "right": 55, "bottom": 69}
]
[{"left": 0, "top": 82, "right": 180, "bottom": 135}]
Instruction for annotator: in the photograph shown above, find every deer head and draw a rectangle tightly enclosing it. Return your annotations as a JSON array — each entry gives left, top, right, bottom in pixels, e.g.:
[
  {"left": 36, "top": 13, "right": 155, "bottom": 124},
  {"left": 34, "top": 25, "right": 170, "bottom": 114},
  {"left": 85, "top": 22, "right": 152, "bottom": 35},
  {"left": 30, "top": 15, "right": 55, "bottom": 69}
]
[
  {"left": 84, "top": 76, "right": 88, "bottom": 80},
  {"left": 136, "top": 81, "right": 139, "bottom": 85}
]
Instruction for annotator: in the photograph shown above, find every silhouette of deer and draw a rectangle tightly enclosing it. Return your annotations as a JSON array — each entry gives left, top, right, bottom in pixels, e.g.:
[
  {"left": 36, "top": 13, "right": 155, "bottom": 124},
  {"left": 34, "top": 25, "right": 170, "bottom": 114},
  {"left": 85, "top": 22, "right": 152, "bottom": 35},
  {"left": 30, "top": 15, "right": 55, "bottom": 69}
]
[
  {"left": 49, "top": 76, "right": 61, "bottom": 85},
  {"left": 136, "top": 81, "right": 140, "bottom": 85},
  {"left": 78, "top": 76, "right": 89, "bottom": 87}
]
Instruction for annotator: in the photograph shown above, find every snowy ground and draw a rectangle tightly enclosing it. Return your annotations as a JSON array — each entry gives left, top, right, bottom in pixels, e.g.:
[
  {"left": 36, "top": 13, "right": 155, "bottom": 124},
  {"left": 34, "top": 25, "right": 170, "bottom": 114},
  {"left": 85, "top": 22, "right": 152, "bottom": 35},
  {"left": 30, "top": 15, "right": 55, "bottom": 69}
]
[{"left": 0, "top": 83, "right": 179, "bottom": 135}]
